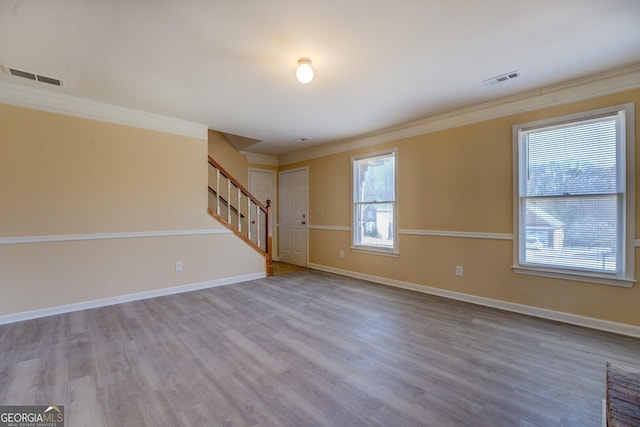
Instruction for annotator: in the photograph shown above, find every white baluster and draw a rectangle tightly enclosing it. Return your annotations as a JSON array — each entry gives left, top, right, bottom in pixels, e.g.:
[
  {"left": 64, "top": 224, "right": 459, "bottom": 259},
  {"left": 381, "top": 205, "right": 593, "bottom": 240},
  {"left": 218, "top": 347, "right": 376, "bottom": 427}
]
[
  {"left": 257, "top": 206, "right": 261, "bottom": 248},
  {"left": 227, "top": 178, "right": 231, "bottom": 223},
  {"left": 237, "top": 187, "right": 241, "bottom": 232},
  {"left": 216, "top": 169, "right": 221, "bottom": 216},
  {"left": 247, "top": 198, "right": 252, "bottom": 241}
]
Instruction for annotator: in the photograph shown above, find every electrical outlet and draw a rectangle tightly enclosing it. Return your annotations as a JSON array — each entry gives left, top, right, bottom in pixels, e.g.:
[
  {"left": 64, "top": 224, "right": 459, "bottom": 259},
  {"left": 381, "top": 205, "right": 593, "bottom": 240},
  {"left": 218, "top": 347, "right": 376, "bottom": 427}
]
[
  {"left": 455, "top": 265, "right": 463, "bottom": 276},
  {"left": 339, "top": 249, "right": 344, "bottom": 258},
  {"left": 175, "top": 261, "right": 183, "bottom": 272}
]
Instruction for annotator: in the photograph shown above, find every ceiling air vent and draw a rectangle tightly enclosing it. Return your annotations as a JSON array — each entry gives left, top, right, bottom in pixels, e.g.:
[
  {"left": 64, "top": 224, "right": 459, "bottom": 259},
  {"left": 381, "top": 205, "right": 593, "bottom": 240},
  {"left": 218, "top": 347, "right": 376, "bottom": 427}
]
[
  {"left": 4, "top": 66, "right": 63, "bottom": 87},
  {"left": 483, "top": 70, "right": 519, "bottom": 87}
]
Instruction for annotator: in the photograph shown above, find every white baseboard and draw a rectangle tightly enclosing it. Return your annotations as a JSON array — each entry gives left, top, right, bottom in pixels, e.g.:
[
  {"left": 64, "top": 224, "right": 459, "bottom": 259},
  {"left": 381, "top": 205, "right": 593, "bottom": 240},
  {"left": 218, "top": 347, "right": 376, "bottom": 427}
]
[
  {"left": 308, "top": 263, "right": 640, "bottom": 339},
  {"left": 0, "top": 272, "right": 265, "bottom": 325}
]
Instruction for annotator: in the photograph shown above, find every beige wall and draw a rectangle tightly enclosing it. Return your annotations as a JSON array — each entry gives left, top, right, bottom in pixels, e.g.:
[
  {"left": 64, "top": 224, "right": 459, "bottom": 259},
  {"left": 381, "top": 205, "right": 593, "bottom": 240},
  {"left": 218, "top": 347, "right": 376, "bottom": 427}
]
[
  {"left": 7, "top": 87, "right": 636, "bottom": 327},
  {"left": 0, "top": 103, "right": 264, "bottom": 317},
  {"left": 298, "top": 89, "right": 640, "bottom": 327},
  {"left": 208, "top": 130, "right": 250, "bottom": 188}
]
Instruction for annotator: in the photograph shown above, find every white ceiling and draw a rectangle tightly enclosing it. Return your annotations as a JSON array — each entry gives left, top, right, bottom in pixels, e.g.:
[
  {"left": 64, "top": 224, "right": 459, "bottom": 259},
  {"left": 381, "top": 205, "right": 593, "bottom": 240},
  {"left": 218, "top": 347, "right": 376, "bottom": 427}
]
[{"left": 1, "top": 0, "right": 639, "bottom": 157}]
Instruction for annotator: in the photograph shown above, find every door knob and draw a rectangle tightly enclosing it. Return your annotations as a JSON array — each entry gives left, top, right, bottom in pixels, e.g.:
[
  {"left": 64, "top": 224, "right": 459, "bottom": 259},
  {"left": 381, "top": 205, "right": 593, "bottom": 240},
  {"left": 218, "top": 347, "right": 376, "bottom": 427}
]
[{"left": 301, "top": 221, "right": 306, "bottom": 225}]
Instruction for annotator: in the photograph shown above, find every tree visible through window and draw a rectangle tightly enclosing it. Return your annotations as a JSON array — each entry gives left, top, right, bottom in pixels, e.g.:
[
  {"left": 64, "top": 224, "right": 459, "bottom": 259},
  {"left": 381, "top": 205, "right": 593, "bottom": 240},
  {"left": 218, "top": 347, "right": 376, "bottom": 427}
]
[
  {"left": 514, "top": 104, "right": 634, "bottom": 286},
  {"left": 352, "top": 150, "right": 397, "bottom": 252}
]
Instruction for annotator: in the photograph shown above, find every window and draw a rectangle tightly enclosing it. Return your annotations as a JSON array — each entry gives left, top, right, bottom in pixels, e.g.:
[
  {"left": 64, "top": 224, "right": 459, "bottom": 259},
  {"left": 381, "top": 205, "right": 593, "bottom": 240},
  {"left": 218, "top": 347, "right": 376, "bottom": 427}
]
[
  {"left": 513, "top": 104, "right": 634, "bottom": 286},
  {"left": 352, "top": 149, "right": 398, "bottom": 254}
]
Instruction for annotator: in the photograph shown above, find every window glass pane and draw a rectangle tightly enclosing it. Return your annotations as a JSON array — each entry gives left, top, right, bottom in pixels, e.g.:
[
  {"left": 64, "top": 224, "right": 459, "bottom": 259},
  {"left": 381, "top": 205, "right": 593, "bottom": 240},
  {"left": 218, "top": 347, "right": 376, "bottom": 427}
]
[
  {"left": 355, "top": 154, "right": 395, "bottom": 203},
  {"left": 524, "top": 118, "right": 617, "bottom": 197},
  {"left": 355, "top": 202, "right": 394, "bottom": 248},
  {"left": 523, "top": 196, "right": 618, "bottom": 272},
  {"left": 515, "top": 104, "right": 633, "bottom": 284}
]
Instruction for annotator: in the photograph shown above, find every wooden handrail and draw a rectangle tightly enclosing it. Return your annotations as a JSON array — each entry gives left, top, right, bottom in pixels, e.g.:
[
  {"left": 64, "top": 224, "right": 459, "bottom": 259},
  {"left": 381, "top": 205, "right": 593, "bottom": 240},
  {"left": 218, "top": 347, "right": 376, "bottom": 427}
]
[
  {"left": 207, "top": 155, "right": 272, "bottom": 275},
  {"left": 208, "top": 156, "right": 268, "bottom": 211}
]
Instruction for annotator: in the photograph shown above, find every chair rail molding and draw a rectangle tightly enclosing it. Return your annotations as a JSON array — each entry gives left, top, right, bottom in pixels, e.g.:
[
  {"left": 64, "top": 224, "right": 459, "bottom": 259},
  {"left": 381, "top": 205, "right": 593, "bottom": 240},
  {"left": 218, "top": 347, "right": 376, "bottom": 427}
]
[{"left": 0, "top": 229, "right": 230, "bottom": 245}]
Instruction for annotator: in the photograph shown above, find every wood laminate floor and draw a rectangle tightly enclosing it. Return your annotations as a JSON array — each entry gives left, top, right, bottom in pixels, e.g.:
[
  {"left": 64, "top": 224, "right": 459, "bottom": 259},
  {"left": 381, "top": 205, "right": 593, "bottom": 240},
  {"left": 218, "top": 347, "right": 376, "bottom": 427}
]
[
  {"left": 1, "top": 270, "right": 640, "bottom": 426},
  {"left": 272, "top": 261, "right": 308, "bottom": 276}
]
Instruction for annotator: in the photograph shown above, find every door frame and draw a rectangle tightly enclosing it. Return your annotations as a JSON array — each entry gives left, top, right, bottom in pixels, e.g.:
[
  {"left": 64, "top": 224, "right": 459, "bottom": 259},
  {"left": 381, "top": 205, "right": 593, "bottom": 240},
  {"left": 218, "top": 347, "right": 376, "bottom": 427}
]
[
  {"left": 278, "top": 167, "right": 309, "bottom": 266},
  {"left": 248, "top": 167, "right": 278, "bottom": 261}
]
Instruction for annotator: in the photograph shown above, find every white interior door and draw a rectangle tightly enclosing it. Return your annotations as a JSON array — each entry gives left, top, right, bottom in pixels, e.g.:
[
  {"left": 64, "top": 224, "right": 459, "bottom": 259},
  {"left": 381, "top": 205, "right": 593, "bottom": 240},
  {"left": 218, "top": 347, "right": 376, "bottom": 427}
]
[
  {"left": 249, "top": 169, "right": 277, "bottom": 259},
  {"left": 279, "top": 168, "right": 308, "bottom": 266}
]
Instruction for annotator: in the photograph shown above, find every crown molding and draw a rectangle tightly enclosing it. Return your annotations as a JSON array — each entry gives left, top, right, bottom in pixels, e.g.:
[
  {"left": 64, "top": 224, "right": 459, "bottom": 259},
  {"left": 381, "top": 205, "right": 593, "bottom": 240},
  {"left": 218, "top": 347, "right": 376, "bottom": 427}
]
[
  {"left": 240, "top": 151, "right": 280, "bottom": 166},
  {"left": 0, "top": 81, "right": 208, "bottom": 140},
  {"left": 280, "top": 63, "right": 640, "bottom": 165}
]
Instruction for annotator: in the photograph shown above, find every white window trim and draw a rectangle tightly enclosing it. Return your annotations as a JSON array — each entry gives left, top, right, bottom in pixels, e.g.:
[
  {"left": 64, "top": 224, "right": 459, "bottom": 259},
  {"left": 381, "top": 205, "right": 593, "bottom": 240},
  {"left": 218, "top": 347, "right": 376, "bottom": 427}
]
[
  {"left": 351, "top": 148, "right": 399, "bottom": 255},
  {"left": 512, "top": 103, "right": 635, "bottom": 287}
]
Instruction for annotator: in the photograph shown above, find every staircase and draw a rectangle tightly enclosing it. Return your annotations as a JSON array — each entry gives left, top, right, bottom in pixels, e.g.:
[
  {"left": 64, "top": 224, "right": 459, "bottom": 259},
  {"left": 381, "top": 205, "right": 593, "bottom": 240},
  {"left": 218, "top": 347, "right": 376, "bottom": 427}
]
[{"left": 207, "top": 155, "right": 273, "bottom": 275}]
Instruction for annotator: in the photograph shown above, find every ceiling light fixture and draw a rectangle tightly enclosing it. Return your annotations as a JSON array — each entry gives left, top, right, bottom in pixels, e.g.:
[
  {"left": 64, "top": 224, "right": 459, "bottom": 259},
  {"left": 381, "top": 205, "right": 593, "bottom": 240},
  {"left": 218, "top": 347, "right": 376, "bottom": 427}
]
[{"left": 296, "top": 58, "right": 314, "bottom": 84}]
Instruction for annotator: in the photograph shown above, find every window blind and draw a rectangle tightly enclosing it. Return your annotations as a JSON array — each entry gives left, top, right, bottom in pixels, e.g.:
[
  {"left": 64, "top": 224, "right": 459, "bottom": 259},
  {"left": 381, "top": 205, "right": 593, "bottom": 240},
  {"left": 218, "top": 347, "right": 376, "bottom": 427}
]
[{"left": 519, "top": 114, "right": 622, "bottom": 274}]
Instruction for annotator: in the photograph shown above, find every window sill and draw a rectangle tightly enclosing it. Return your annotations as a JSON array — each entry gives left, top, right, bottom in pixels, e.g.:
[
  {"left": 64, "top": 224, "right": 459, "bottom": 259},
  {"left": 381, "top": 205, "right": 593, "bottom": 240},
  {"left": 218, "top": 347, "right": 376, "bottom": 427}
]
[
  {"left": 512, "top": 265, "right": 635, "bottom": 288},
  {"left": 351, "top": 246, "right": 399, "bottom": 257}
]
